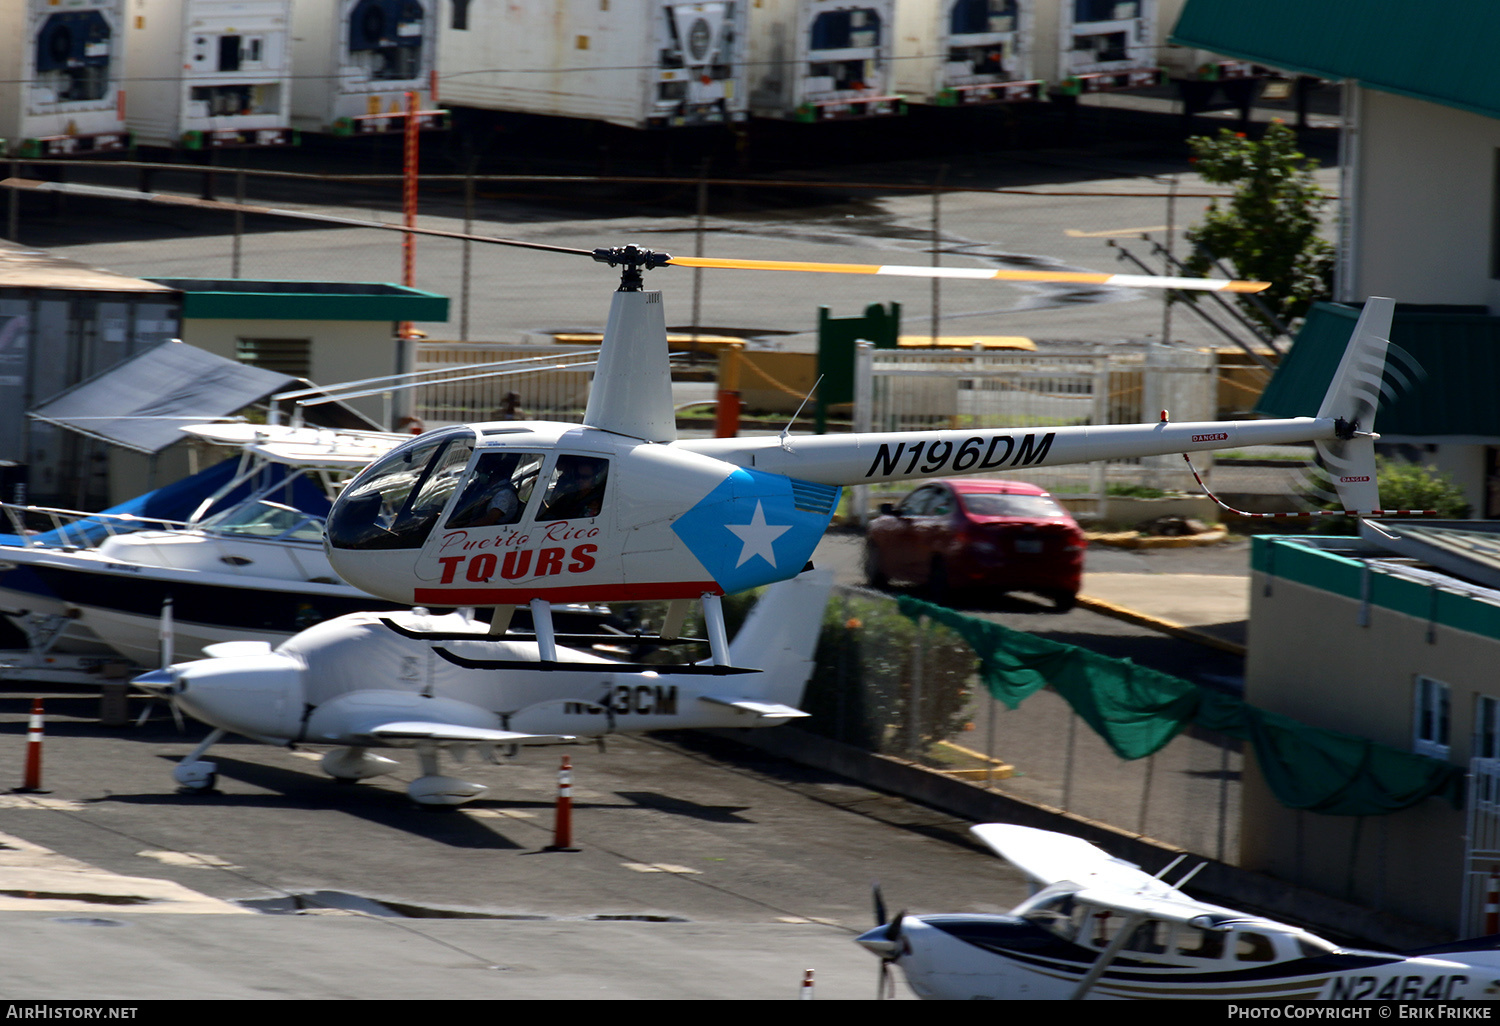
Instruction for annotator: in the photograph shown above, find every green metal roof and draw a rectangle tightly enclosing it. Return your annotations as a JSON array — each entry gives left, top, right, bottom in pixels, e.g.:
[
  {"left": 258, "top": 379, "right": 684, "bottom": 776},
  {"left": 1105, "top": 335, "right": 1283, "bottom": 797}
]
[
  {"left": 1255, "top": 301, "right": 1500, "bottom": 437},
  {"left": 149, "top": 279, "right": 449, "bottom": 322},
  {"left": 1171, "top": 0, "right": 1500, "bottom": 121},
  {"left": 1252, "top": 535, "right": 1500, "bottom": 644}
]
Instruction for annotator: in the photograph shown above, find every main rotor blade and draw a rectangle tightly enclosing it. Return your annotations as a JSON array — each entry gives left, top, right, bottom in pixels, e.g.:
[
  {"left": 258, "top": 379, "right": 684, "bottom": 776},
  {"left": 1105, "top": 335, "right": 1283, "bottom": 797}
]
[
  {"left": 1, "top": 177, "right": 1269, "bottom": 293},
  {"left": 0, "top": 178, "right": 594, "bottom": 258},
  {"left": 667, "top": 254, "right": 1270, "bottom": 293}
]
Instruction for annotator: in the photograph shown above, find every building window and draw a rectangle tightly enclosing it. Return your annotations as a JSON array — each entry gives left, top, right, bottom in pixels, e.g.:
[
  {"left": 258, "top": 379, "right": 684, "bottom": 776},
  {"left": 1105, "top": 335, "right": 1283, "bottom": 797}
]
[
  {"left": 1477, "top": 696, "right": 1500, "bottom": 760},
  {"left": 237, "top": 337, "right": 311, "bottom": 378},
  {"left": 1414, "top": 675, "right": 1451, "bottom": 759},
  {"left": 451, "top": 0, "right": 471, "bottom": 30},
  {"left": 1492, "top": 149, "right": 1500, "bottom": 280}
]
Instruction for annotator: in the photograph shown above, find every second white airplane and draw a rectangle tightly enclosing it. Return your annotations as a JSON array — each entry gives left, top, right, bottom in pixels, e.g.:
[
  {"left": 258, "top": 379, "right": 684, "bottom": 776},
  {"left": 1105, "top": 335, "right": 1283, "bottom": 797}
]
[{"left": 135, "top": 570, "right": 832, "bottom": 806}]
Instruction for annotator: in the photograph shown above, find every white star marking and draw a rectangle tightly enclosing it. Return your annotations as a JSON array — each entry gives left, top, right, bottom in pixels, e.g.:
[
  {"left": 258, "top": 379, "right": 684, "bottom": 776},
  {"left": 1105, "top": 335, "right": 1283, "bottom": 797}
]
[{"left": 726, "top": 501, "right": 792, "bottom": 569}]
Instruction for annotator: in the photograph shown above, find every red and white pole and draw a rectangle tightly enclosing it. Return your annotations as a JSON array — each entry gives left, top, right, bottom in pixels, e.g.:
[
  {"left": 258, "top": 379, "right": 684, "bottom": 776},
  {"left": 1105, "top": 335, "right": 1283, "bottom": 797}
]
[
  {"left": 546, "top": 754, "right": 579, "bottom": 852},
  {"left": 799, "top": 969, "right": 815, "bottom": 1000},
  {"left": 15, "top": 699, "right": 44, "bottom": 793}
]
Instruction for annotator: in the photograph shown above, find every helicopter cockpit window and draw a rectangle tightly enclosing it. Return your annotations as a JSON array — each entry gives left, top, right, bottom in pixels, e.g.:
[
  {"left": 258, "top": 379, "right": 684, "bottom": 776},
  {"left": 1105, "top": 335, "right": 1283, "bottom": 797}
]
[
  {"left": 445, "top": 451, "right": 544, "bottom": 529},
  {"left": 326, "top": 430, "right": 475, "bottom": 550},
  {"left": 536, "top": 456, "right": 609, "bottom": 522}
]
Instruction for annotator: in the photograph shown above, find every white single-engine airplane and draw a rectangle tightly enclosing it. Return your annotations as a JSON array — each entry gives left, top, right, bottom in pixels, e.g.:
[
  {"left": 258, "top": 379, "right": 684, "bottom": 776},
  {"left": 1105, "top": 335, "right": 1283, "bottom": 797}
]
[
  {"left": 134, "top": 570, "right": 831, "bottom": 805},
  {"left": 6, "top": 179, "right": 1396, "bottom": 672},
  {"left": 858, "top": 824, "right": 1500, "bottom": 1000}
]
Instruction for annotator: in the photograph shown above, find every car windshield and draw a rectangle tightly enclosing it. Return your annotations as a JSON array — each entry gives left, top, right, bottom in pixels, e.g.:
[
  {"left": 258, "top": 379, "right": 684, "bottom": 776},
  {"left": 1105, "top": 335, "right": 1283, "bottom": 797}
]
[{"left": 958, "top": 493, "right": 1067, "bottom": 518}]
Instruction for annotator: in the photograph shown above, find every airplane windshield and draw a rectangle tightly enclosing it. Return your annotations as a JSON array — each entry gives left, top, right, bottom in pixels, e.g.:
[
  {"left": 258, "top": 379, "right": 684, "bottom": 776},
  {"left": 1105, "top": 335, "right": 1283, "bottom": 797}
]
[{"left": 327, "top": 429, "right": 476, "bottom": 550}]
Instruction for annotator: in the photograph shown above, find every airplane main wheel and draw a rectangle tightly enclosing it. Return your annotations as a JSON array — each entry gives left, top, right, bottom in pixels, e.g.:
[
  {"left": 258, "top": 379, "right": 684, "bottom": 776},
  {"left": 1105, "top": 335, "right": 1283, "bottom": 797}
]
[{"left": 179, "top": 773, "right": 217, "bottom": 793}]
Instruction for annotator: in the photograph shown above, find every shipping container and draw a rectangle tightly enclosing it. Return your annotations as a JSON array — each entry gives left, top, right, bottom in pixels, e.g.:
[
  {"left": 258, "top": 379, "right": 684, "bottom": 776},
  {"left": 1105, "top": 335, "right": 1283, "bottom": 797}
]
[
  {"left": 438, "top": 0, "right": 748, "bottom": 131},
  {"left": 126, "top": 0, "right": 295, "bottom": 149},
  {"left": 746, "top": 0, "right": 901, "bottom": 121},
  {"left": 290, "top": 0, "right": 443, "bottom": 136},
  {"left": 1041, "top": 0, "right": 1160, "bottom": 95},
  {"left": 0, "top": 0, "right": 130, "bottom": 158},
  {"left": 893, "top": 0, "right": 1041, "bottom": 107}
]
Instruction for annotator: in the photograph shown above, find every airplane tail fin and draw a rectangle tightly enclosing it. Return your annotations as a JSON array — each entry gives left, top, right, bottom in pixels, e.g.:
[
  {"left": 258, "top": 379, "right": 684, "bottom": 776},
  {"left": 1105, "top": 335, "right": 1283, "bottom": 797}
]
[
  {"left": 724, "top": 569, "right": 834, "bottom": 707},
  {"left": 1314, "top": 297, "right": 1394, "bottom": 515}
]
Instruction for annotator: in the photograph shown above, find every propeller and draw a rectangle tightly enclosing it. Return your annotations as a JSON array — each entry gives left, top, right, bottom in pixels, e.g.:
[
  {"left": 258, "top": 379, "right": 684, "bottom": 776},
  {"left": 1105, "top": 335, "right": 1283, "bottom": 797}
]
[
  {"left": 868, "top": 882, "right": 907, "bottom": 1000},
  {"left": 132, "top": 597, "right": 185, "bottom": 731},
  {"left": 0, "top": 178, "right": 1271, "bottom": 294}
]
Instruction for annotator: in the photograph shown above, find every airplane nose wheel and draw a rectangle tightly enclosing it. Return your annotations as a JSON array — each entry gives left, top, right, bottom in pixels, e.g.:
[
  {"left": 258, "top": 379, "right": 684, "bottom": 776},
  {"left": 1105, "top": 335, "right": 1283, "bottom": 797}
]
[{"left": 172, "top": 728, "right": 226, "bottom": 794}]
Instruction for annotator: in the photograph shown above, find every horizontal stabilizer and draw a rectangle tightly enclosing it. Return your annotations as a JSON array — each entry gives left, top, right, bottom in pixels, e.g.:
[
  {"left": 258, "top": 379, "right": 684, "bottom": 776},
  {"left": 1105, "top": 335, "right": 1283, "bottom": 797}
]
[
  {"left": 699, "top": 696, "right": 809, "bottom": 720},
  {"left": 364, "top": 721, "right": 573, "bottom": 745}
]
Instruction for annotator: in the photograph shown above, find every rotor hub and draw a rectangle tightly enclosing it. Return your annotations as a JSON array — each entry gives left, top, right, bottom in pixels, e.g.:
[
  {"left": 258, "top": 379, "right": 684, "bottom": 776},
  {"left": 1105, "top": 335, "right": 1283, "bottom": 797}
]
[{"left": 592, "top": 245, "right": 671, "bottom": 292}]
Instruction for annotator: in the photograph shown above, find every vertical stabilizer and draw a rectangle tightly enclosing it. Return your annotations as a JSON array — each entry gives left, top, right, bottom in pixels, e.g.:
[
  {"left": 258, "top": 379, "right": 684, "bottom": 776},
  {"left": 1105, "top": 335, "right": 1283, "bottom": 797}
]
[
  {"left": 724, "top": 569, "right": 834, "bottom": 706},
  {"left": 1316, "top": 298, "right": 1393, "bottom": 514},
  {"left": 583, "top": 289, "right": 677, "bottom": 442}
]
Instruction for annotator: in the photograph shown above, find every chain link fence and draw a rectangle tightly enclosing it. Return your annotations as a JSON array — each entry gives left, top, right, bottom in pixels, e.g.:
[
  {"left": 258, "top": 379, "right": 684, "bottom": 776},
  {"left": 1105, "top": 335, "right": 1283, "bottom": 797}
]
[{"left": 798, "top": 584, "right": 1243, "bottom": 864}]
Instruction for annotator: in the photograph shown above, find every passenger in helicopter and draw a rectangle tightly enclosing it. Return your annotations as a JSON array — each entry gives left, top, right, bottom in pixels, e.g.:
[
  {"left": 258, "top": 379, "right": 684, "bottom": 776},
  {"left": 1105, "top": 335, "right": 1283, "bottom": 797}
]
[{"left": 538, "top": 456, "right": 608, "bottom": 521}]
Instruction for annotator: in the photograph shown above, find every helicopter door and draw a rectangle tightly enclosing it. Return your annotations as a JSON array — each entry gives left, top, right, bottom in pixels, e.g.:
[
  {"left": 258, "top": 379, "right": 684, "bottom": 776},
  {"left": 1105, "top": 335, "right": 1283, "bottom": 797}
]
[{"left": 416, "top": 451, "right": 613, "bottom": 591}]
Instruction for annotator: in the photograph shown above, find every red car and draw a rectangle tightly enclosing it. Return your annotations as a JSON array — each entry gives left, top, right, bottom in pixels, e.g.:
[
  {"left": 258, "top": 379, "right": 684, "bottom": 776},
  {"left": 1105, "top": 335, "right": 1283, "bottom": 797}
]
[{"left": 863, "top": 479, "right": 1086, "bottom": 610}]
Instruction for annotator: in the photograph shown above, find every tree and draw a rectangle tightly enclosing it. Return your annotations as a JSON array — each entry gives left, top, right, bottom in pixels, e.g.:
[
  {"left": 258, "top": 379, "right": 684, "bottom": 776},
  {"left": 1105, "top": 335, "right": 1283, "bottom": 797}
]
[{"left": 1182, "top": 121, "right": 1335, "bottom": 334}]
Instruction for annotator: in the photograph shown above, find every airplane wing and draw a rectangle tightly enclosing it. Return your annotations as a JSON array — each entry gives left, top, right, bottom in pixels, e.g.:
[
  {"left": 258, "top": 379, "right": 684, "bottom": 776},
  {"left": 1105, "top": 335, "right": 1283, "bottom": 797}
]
[
  {"left": 698, "top": 696, "right": 809, "bottom": 720},
  {"left": 973, "top": 824, "right": 1170, "bottom": 893},
  {"left": 360, "top": 722, "right": 574, "bottom": 745},
  {"left": 974, "top": 824, "right": 1255, "bottom": 928}
]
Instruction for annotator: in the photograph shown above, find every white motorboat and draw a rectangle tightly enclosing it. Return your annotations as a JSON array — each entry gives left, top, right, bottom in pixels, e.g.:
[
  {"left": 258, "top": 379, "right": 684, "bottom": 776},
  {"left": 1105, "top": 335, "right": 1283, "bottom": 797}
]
[{"left": 0, "top": 424, "right": 409, "bottom": 666}]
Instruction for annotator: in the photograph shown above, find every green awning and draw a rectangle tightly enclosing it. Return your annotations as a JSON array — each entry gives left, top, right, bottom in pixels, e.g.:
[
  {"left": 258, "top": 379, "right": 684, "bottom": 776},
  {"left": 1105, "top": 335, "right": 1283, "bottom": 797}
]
[
  {"left": 1255, "top": 301, "right": 1500, "bottom": 437},
  {"left": 1171, "top": 0, "right": 1500, "bottom": 122},
  {"left": 151, "top": 279, "right": 449, "bottom": 322},
  {"left": 897, "top": 595, "right": 1464, "bottom": 816}
]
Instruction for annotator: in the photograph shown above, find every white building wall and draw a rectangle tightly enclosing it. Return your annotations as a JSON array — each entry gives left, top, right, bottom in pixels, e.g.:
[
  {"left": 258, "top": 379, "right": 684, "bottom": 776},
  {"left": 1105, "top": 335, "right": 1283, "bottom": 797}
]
[{"left": 1348, "top": 88, "right": 1500, "bottom": 311}]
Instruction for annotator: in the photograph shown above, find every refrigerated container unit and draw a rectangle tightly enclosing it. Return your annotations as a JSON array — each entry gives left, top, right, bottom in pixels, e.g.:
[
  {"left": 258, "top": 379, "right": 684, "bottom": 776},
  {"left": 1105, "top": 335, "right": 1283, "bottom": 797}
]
[
  {"left": 1052, "top": 0, "right": 1160, "bottom": 96},
  {"left": 0, "top": 0, "right": 130, "bottom": 158},
  {"left": 748, "top": 0, "right": 902, "bottom": 122},
  {"left": 125, "top": 0, "right": 296, "bottom": 149},
  {"left": 894, "top": 0, "right": 1042, "bottom": 107},
  {"left": 438, "top": 1, "right": 748, "bottom": 131},
  {"left": 290, "top": 0, "right": 444, "bottom": 136}
]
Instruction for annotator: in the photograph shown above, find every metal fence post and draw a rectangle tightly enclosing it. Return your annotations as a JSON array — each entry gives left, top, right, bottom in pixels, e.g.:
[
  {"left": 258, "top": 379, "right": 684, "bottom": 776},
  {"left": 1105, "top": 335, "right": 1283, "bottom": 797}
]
[
  {"left": 1062, "top": 706, "right": 1077, "bottom": 811},
  {"left": 853, "top": 340, "right": 874, "bottom": 526},
  {"left": 908, "top": 615, "right": 926, "bottom": 759}
]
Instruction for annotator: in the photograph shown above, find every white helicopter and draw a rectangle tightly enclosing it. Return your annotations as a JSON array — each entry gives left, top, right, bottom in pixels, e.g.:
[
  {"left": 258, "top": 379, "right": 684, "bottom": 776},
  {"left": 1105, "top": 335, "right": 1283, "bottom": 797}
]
[
  {"left": 3, "top": 182, "right": 1395, "bottom": 674},
  {"left": 858, "top": 824, "right": 1500, "bottom": 1000},
  {"left": 315, "top": 261, "right": 1392, "bottom": 671},
  {"left": 134, "top": 569, "right": 831, "bottom": 805}
]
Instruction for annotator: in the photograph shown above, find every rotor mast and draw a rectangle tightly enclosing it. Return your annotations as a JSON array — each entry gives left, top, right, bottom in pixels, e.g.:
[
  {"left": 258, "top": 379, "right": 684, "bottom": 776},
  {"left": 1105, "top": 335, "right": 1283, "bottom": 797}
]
[{"left": 583, "top": 246, "right": 677, "bottom": 443}]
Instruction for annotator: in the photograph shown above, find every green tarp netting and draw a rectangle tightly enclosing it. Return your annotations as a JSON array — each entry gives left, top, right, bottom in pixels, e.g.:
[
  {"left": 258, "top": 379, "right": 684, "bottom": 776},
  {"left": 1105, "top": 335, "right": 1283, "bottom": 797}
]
[{"left": 897, "top": 597, "right": 1465, "bottom": 816}]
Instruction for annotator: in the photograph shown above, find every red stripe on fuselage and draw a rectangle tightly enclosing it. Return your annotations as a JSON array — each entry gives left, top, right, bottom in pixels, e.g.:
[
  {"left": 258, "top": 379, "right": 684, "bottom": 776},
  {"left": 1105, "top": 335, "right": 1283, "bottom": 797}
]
[{"left": 414, "top": 581, "right": 725, "bottom": 604}]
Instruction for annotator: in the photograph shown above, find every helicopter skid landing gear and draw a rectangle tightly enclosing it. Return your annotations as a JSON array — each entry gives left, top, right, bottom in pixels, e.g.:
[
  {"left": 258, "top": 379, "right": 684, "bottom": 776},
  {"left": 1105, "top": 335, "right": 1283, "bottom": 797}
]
[{"left": 408, "top": 743, "right": 487, "bottom": 808}]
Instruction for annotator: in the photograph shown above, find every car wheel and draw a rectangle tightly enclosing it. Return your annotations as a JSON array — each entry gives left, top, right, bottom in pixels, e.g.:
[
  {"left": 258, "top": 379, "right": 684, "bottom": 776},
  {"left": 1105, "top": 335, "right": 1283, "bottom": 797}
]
[
  {"left": 863, "top": 542, "right": 889, "bottom": 589},
  {"left": 1050, "top": 590, "right": 1078, "bottom": 613}
]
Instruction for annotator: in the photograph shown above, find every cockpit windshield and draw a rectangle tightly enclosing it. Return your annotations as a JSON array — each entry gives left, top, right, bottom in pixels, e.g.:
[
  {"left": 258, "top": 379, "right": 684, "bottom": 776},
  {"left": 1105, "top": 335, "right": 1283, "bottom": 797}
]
[{"left": 326, "top": 428, "right": 476, "bottom": 550}]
